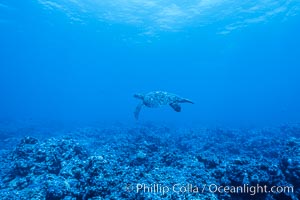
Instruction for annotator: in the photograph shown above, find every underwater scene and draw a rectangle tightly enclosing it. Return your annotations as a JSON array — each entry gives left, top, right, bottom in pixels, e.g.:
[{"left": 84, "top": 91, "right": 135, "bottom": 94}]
[{"left": 1, "top": 0, "right": 300, "bottom": 199}]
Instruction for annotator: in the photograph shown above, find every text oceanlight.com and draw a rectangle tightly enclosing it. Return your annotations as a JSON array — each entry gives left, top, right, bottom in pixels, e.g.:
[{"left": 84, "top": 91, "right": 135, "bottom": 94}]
[{"left": 129, "top": 183, "right": 294, "bottom": 196}]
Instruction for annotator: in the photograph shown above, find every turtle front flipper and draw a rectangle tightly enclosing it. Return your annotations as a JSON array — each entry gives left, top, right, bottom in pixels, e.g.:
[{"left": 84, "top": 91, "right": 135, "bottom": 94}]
[
  {"left": 170, "top": 103, "right": 181, "bottom": 112},
  {"left": 134, "top": 103, "right": 143, "bottom": 120}
]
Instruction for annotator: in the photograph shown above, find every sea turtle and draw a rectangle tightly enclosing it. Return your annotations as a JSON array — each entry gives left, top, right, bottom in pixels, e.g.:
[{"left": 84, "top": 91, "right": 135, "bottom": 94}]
[{"left": 133, "top": 91, "right": 194, "bottom": 120}]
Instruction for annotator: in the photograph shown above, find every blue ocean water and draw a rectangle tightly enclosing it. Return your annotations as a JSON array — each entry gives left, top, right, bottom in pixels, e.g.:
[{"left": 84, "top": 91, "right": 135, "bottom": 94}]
[
  {"left": 0, "top": 0, "right": 300, "bottom": 199},
  {"left": 1, "top": 0, "right": 300, "bottom": 127}
]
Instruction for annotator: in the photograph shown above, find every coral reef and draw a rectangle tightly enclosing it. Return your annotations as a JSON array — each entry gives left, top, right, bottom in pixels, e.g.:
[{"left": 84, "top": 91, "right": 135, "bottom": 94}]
[{"left": 0, "top": 123, "right": 300, "bottom": 199}]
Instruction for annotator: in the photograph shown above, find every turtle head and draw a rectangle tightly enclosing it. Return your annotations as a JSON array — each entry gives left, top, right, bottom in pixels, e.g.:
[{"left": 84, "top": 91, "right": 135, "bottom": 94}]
[{"left": 134, "top": 93, "right": 144, "bottom": 100}]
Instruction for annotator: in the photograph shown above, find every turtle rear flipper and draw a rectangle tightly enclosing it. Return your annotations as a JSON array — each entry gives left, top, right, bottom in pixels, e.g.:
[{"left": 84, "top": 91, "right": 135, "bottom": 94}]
[
  {"left": 170, "top": 103, "right": 181, "bottom": 112},
  {"left": 134, "top": 103, "right": 143, "bottom": 120},
  {"left": 179, "top": 98, "right": 194, "bottom": 104}
]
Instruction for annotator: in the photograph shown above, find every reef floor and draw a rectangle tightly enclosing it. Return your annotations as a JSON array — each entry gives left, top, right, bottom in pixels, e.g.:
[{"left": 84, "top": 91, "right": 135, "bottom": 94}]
[{"left": 0, "top": 121, "right": 299, "bottom": 199}]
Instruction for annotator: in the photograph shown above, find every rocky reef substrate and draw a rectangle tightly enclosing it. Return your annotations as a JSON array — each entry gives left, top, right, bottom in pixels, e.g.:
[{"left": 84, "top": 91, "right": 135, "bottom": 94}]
[{"left": 0, "top": 124, "right": 300, "bottom": 199}]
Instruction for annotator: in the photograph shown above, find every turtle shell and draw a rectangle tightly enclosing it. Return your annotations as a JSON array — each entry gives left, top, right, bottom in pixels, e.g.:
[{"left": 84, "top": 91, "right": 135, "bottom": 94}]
[{"left": 143, "top": 91, "right": 178, "bottom": 108}]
